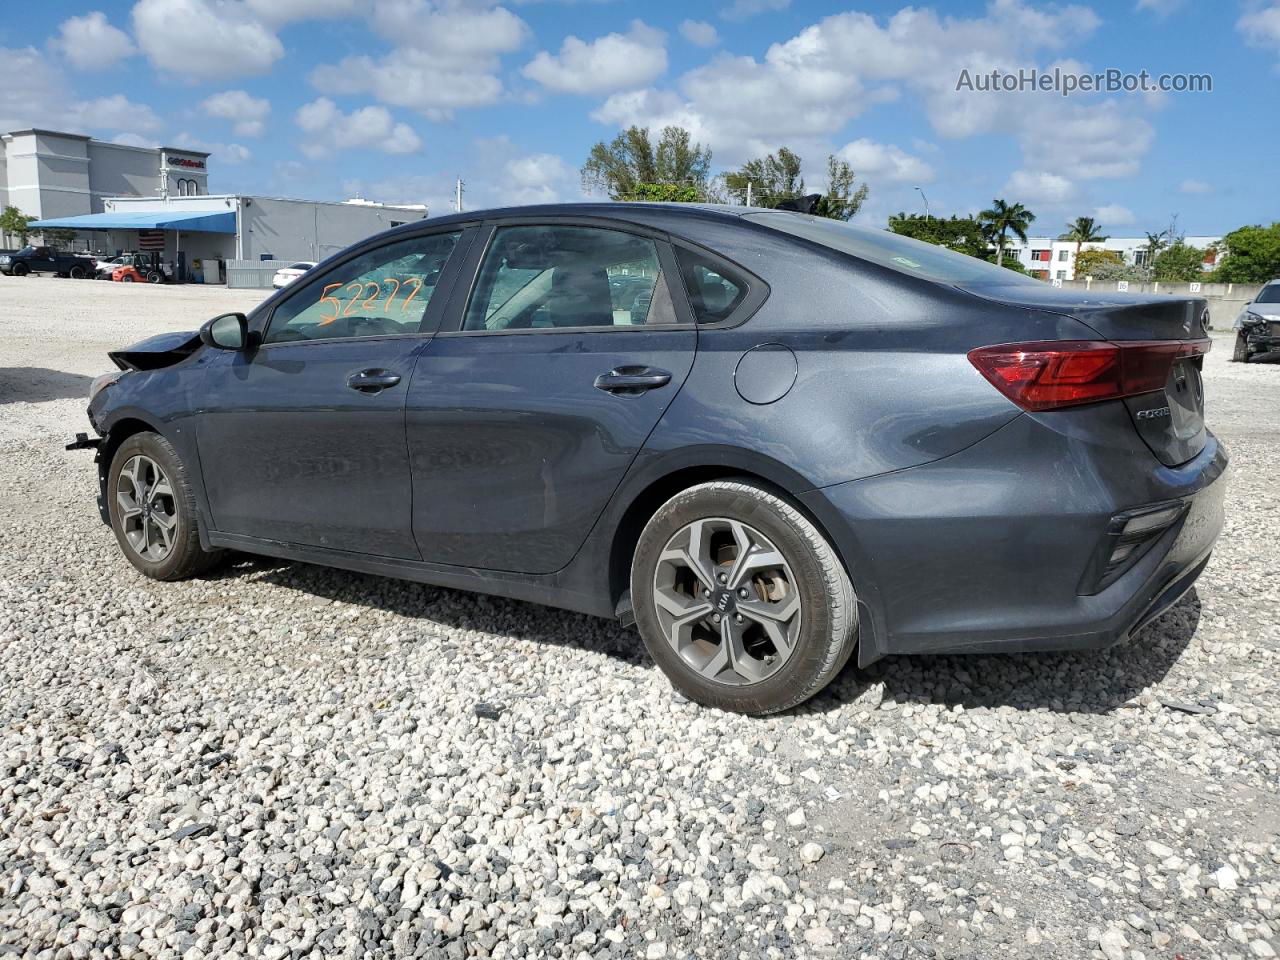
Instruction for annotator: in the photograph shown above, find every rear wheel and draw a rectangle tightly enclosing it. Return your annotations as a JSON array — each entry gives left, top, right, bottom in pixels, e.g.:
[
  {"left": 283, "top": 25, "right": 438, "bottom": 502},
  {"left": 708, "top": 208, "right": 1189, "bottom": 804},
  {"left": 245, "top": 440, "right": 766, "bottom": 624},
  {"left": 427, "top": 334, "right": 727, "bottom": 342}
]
[
  {"left": 1232, "top": 332, "right": 1250, "bottom": 363},
  {"left": 69, "top": 265, "right": 87, "bottom": 279},
  {"left": 108, "top": 433, "right": 222, "bottom": 580},
  {"left": 631, "top": 480, "right": 857, "bottom": 715},
  {"left": 121, "top": 274, "right": 134, "bottom": 283}
]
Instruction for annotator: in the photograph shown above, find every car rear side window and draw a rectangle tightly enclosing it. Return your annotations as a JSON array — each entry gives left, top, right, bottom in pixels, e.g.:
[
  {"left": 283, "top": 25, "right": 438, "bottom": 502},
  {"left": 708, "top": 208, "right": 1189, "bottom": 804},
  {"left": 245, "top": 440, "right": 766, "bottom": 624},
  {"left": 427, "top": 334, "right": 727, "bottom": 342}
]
[
  {"left": 674, "top": 248, "right": 748, "bottom": 324},
  {"left": 462, "top": 225, "right": 676, "bottom": 332},
  {"left": 265, "top": 232, "right": 460, "bottom": 344}
]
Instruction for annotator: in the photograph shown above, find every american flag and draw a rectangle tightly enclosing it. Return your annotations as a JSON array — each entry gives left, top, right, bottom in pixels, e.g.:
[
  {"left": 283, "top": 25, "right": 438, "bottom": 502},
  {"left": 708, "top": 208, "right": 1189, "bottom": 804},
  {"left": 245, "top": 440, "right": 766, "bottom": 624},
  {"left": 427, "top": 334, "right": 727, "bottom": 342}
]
[{"left": 138, "top": 230, "right": 165, "bottom": 251}]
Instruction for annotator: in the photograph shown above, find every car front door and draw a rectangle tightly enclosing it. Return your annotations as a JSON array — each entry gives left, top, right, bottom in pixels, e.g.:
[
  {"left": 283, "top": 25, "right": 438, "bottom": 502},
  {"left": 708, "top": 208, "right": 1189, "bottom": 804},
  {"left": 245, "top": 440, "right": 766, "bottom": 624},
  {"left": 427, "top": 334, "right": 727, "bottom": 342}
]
[
  {"left": 406, "top": 220, "right": 697, "bottom": 574},
  {"left": 196, "top": 227, "right": 472, "bottom": 558}
]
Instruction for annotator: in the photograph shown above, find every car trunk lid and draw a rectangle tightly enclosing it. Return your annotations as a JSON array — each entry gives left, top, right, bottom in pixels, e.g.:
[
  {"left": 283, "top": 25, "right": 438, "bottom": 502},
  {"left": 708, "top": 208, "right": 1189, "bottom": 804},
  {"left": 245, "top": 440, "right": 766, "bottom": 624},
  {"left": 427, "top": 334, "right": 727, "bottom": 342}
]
[{"left": 960, "top": 283, "right": 1210, "bottom": 467}]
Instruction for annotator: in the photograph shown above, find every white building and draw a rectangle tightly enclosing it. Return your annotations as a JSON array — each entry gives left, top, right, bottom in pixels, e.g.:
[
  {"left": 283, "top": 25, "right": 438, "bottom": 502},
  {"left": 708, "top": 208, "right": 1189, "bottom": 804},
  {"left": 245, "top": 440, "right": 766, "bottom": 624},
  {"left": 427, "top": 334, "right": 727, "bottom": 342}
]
[
  {"left": 0, "top": 128, "right": 209, "bottom": 224},
  {"left": 1003, "top": 234, "right": 1222, "bottom": 281}
]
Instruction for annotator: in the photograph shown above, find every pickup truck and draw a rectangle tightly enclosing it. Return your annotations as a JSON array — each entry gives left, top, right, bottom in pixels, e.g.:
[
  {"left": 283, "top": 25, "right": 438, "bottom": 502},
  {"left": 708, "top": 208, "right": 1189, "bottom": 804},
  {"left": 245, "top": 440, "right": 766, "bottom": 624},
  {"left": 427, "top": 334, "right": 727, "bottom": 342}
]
[{"left": 0, "top": 245, "right": 96, "bottom": 278}]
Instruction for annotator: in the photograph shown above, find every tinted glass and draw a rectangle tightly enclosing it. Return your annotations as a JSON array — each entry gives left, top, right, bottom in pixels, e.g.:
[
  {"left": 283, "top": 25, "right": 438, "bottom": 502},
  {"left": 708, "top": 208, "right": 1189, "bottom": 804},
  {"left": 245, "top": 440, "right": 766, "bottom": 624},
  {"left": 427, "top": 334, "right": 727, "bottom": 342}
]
[
  {"left": 746, "top": 211, "right": 1042, "bottom": 286},
  {"left": 265, "top": 232, "right": 459, "bottom": 344},
  {"left": 1255, "top": 285, "right": 1280, "bottom": 304},
  {"left": 462, "top": 225, "right": 674, "bottom": 332},
  {"left": 675, "top": 248, "right": 747, "bottom": 324}
]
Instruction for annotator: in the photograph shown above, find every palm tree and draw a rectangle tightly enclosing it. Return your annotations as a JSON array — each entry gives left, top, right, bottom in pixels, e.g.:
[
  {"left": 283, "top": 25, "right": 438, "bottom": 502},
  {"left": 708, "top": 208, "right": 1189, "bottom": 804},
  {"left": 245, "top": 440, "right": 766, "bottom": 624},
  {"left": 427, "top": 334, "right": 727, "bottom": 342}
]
[
  {"left": 1063, "top": 216, "right": 1106, "bottom": 259},
  {"left": 978, "top": 199, "right": 1036, "bottom": 268},
  {"left": 1141, "top": 230, "right": 1168, "bottom": 271}
]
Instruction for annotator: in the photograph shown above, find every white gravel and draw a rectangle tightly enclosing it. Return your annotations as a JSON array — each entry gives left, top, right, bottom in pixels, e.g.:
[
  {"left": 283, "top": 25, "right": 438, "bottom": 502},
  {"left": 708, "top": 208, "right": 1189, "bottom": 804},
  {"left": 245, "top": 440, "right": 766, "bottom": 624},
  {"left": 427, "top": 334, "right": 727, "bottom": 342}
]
[{"left": 2, "top": 275, "right": 1278, "bottom": 959}]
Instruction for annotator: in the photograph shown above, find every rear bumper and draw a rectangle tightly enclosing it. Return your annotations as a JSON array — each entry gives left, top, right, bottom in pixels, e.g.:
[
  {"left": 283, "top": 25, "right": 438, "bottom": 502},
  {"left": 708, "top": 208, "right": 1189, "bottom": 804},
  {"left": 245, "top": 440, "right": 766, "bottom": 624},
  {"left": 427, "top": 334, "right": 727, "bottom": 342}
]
[{"left": 801, "top": 406, "right": 1227, "bottom": 663}]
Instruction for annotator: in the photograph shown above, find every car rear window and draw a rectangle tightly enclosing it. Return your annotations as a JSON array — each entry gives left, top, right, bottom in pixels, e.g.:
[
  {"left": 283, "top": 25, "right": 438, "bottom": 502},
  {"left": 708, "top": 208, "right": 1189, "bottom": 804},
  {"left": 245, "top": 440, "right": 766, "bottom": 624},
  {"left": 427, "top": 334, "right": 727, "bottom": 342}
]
[{"left": 745, "top": 211, "right": 1041, "bottom": 286}]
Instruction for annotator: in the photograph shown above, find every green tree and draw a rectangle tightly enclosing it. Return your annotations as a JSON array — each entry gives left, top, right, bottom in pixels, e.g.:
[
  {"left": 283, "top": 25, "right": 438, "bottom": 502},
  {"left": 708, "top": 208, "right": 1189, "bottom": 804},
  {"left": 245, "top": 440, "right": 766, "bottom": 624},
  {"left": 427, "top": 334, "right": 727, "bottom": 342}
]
[
  {"left": 0, "top": 205, "right": 37, "bottom": 246},
  {"left": 978, "top": 199, "right": 1036, "bottom": 268},
  {"left": 725, "top": 148, "right": 867, "bottom": 220},
  {"left": 1061, "top": 216, "right": 1106, "bottom": 258},
  {"left": 1152, "top": 242, "right": 1208, "bottom": 282},
  {"left": 582, "top": 126, "right": 713, "bottom": 201},
  {"left": 1141, "top": 230, "right": 1168, "bottom": 271},
  {"left": 1076, "top": 248, "right": 1145, "bottom": 282},
  {"left": 1210, "top": 223, "right": 1280, "bottom": 283},
  {"left": 887, "top": 214, "right": 989, "bottom": 258},
  {"left": 813, "top": 155, "right": 868, "bottom": 221},
  {"left": 723, "top": 147, "right": 805, "bottom": 207},
  {"left": 622, "top": 182, "right": 702, "bottom": 203}
]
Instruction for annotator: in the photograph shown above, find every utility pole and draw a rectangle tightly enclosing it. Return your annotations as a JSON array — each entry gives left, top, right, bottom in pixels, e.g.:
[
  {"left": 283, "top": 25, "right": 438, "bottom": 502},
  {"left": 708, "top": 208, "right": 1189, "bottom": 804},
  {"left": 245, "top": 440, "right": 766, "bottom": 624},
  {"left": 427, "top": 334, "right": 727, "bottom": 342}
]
[
  {"left": 746, "top": 181, "right": 753, "bottom": 207},
  {"left": 455, "top": 178, "right": 464, "bottom": 213},
  {"left": 915, "top": 186, "right": 930, "bottom": 220}
]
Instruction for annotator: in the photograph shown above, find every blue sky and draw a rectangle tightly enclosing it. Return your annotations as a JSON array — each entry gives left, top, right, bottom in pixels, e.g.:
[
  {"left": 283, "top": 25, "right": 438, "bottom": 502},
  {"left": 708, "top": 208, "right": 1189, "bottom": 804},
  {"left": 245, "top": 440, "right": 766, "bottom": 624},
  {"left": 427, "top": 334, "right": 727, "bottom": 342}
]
[{"left": 2, "top": 0, "right": 1277, "bottom": 236}]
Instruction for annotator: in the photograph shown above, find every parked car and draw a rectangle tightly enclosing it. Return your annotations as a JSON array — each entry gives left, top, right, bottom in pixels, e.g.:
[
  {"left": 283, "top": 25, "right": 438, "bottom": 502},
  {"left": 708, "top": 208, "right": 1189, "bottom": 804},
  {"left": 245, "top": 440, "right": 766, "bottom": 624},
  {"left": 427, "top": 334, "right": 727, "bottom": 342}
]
[
  {"left": 1231, "top": 280, "right": 1280, "bottom": 362},
  {"left": 70, "top": 203, "right": 1227, "bottom": 715},
  {"left": 272, "top": 261, "right": 316, "bottom": 288},
  {"left": 94, "top": 255, "right": 127, "bottom": 279},
  {"left": 0, "top": 245, "right": 95, "bottom": 278}
]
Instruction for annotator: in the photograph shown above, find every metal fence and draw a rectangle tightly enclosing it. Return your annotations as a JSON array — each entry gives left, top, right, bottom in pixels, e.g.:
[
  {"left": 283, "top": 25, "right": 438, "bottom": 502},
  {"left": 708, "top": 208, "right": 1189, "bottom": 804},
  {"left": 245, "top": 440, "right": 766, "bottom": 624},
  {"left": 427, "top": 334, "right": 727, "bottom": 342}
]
[{"left": 226, "top": 259, "right": 292, "bottom": 289}]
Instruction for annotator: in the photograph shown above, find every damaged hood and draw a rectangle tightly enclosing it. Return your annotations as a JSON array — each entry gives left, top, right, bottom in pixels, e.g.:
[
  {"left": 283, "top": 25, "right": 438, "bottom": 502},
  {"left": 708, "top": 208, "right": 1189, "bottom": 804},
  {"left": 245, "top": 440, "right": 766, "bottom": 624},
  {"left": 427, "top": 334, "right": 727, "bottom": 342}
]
[{"left": 108, "top": 330, "right": 202, "bottom": 371}]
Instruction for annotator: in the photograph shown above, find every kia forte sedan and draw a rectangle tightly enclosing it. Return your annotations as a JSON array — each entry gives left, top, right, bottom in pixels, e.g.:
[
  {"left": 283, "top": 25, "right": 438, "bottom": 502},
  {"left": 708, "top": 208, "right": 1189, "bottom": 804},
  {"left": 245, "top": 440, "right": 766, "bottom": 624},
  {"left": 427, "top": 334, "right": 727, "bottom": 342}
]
[{"left": 73, "top": 204, "right": 1227, "bottom": 715}]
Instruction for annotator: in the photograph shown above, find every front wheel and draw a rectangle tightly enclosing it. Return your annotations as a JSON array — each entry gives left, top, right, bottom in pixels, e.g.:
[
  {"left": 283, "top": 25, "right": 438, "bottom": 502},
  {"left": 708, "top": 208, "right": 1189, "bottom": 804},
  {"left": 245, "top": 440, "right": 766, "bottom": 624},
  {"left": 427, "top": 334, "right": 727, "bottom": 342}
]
[
  {"left": 1232, "top": 332, "right": 1250, "bottom": 363},
  {"left": 11, "top": 263, "right": 29, "bottom": 277},
  {"left": 108, "top": 432, "right": 222, "bottom": 580},
  {"left": 631, "top": 480, "right": 857, "bottom": 715}
]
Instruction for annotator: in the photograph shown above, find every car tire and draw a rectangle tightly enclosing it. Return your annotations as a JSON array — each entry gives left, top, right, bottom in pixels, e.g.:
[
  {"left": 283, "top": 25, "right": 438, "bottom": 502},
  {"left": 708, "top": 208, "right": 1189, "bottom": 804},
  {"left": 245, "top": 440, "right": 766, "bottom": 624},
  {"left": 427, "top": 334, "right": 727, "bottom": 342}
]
[
  {"left": 1232, "top": 332, "right": 1250, "bottom": 363},
  {"left": 107, "top": 432, "right": 222, "bottom": 581},
  {"left": 12, "top": 263, "right": 29, "bottom": 276},
  {"left": 69, "top": 265, "right": 86, "bottom": 279},
  {"left": 631, "top": 480, "right": 857, "bottom": 715}
]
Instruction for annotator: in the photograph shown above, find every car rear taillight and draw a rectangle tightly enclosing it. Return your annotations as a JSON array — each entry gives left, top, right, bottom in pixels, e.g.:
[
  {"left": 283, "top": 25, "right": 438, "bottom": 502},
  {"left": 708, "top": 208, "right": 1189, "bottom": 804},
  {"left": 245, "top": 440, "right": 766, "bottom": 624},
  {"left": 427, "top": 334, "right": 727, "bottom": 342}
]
[{"left": 968, "top": 339, "right": 1210, "bottom": 412}]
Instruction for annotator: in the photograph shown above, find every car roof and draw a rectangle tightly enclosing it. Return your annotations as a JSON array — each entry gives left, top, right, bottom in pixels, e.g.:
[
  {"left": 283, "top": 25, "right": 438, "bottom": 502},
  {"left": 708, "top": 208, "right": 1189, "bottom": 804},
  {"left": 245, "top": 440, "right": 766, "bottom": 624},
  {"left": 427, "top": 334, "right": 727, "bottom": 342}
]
[{"left": 403, "top": 202, "right": 762, "bottom": 233}]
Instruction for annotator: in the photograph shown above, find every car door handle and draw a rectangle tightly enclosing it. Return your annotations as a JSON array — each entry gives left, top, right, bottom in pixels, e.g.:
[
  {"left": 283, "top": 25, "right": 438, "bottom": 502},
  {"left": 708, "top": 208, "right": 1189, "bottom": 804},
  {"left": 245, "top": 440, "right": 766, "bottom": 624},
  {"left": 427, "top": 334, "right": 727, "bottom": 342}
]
[
  {"left": 347, "top": 369, "right": 402, "bottom": 393},
  {"left": 594, "top": 367, "right": 672, "bottom": 394}
]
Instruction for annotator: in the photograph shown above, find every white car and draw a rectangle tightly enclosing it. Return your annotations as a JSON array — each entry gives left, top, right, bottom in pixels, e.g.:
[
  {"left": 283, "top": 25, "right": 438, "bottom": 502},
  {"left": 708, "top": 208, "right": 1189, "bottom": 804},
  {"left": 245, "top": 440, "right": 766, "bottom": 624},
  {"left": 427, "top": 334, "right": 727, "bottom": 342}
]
[
  {"left": 272, "top": 261, "right": 316, "bottom": 288},
  {"left": 94, "top": 256, "right": 127, "bottom": 279}
]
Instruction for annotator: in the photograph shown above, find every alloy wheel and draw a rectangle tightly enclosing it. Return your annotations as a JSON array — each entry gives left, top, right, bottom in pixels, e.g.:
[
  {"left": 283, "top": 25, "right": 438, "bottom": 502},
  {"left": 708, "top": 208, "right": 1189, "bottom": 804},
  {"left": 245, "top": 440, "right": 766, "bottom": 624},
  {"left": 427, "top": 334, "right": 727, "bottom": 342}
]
[
  {"left": 116, "top": 455, "right": 178, "bottom": 562},
  {"left": 652, "top": 517, "right": 802, "bottom": 685}
]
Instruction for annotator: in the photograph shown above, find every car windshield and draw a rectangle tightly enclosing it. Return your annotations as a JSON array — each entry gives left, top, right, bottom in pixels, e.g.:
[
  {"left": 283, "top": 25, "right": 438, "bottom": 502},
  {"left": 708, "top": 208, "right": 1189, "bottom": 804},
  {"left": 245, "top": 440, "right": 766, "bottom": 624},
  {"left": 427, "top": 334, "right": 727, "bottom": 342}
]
[
  {"left": 745, "top": 211, "right": 1041, "bottom": 286},
  {"left": 16, "top": 245, "right": 37, "bottom": 256},
  {"left": 1255, "top": 285, "right": 1280, "bottom": 304}
]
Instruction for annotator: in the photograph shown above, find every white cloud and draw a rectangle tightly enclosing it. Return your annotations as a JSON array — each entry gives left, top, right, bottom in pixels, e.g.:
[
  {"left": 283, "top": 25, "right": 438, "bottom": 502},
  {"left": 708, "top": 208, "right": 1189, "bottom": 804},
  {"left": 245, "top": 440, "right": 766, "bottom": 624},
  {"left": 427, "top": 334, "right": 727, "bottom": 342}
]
[
  {"left": 54, "top": 11, "right": 136, "bottom": 70},
  {"left": 201, "top": 89, "right": 272, "bottom": 137},
  {"left": 523, "top": 21, "right": 667, "bottom": 95},
  {"left": 835, "top": 138, "right": 934, "bottom": 184},
  {"left": 1093, "top": 204, "right": 1135, "bottom": 226},
  {"left": 1238, "top": 3, "right": 1280, "bottom": 59},
  {"left": 172, "top": 132, "right": 251, "bottom": 163},
  {"left": 504, "top": 153, "right": 572, "bottom": 205},
  {"left": 67, "top": 95, "right": 163, "bottom": 133},
  {"left": 1179, "top": 178, "right": 1213, "bottom": 194},
  {"left": 112, "top": 132, "right": 160, "bottom": 148},
  {"left": 1135, "top": 0, "right": 1183, "bottom": 16},
  {"left": 679, "top": 20, "right": 719, "bottom": 47},
  {"left": 720, "top": 0, "right": 789, "bottom": 22},
  {"left": 295, "top": 97, "right": 422, "bottom": 157},
  {"left": 132, "top": 0, "right": 283, "bottom": 79},
  {"left": 1004, "top": 170, "right": 1075, "bottom": 205},
  {"left": 594, "top": 0, "right": 1150, "bottom": 187},
  {"left": 243, "top": 0, "right": 364, "bottom": 23},
  {"left": 310, "top": 0, "right": 529, "bottom": 117}
]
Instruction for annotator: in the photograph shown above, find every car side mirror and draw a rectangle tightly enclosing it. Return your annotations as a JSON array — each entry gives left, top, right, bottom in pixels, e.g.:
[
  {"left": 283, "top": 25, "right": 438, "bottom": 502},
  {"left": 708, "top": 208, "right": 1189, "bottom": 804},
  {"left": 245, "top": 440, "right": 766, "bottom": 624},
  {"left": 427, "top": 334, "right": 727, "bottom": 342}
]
[{"left": 200, "top": 312, "right": 249, "bottom": 350}]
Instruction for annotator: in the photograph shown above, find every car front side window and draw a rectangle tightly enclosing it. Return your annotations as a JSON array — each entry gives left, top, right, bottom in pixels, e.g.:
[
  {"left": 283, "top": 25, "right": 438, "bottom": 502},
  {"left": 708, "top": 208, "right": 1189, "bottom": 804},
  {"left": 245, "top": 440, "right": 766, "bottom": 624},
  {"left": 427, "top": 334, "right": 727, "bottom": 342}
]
[
  {"left": 265, "top": 232, "right": 461, "bottom": 344},
  {"left": 461, "top": 225, "right": 676, "bottom": 332}
]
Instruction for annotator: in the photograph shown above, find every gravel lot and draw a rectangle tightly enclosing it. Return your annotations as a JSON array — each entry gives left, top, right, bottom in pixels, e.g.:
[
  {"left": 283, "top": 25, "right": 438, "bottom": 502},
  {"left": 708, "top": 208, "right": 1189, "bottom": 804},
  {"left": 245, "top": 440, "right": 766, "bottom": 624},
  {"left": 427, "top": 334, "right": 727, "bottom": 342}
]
[{"left": 1, "top": 276, "right": 1277, "bottom": 960}]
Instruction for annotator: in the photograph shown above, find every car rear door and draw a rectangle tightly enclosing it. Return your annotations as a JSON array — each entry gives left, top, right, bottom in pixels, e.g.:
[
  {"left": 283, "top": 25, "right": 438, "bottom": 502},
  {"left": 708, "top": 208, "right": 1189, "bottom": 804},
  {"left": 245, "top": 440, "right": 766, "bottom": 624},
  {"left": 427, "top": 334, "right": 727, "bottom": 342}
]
[
  {"left": 406, "top": 219, "right": 697, "bottom": 574},
  {"left": 196, "top": 226, "right": 475, "bottom": 558}
]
